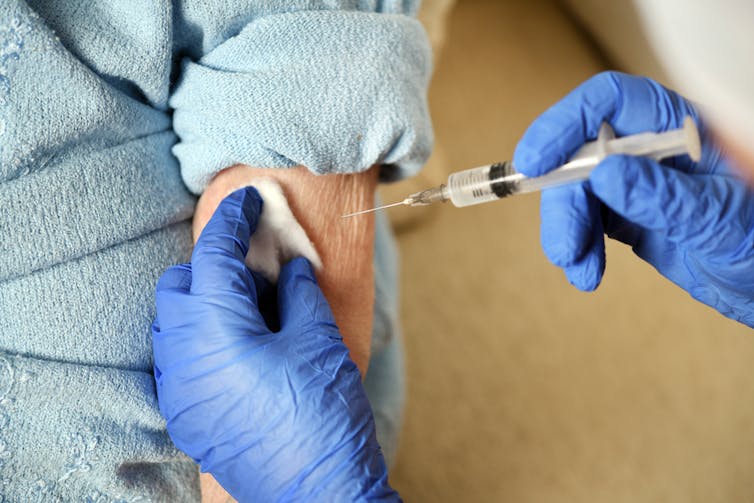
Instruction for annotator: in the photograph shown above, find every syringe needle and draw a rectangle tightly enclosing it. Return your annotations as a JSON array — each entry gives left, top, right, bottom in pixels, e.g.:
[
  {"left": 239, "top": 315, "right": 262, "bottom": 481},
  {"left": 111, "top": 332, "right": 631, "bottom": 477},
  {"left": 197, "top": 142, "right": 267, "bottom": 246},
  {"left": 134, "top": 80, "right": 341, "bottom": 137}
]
[{"left": 341, "top": 199, "right": 411, "bottom": 218}]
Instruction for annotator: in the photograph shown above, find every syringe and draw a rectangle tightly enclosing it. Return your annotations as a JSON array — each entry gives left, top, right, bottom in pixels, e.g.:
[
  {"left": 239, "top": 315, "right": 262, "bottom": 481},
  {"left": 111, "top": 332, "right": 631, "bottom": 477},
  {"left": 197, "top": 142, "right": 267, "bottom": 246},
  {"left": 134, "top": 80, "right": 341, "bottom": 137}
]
[{"left": 342, "top": 117, "right": 701, "bottom": 217}]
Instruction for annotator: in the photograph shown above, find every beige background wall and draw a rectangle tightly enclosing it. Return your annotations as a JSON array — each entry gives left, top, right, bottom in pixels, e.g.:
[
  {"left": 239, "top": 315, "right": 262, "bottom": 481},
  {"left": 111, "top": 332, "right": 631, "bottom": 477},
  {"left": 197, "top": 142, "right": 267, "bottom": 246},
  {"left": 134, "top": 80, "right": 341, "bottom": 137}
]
[{"left": 389, "top": 1, "right": 754, "bottom": 501}]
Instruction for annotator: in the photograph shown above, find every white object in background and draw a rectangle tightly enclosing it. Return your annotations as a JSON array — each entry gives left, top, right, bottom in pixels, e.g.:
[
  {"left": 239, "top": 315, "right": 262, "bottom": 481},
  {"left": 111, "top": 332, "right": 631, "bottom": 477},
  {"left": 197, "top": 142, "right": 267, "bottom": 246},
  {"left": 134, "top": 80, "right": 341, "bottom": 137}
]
[{"left": 633, "top": 0, "right": 754, "bottom": 154}]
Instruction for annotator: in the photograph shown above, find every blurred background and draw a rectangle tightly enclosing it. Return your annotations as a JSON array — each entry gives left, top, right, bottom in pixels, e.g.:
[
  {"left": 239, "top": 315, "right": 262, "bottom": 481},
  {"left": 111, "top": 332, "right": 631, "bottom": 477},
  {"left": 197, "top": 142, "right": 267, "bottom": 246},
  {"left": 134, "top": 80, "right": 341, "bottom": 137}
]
[{"left": 385, "top": 1, "right": 754, "bottom": 501}]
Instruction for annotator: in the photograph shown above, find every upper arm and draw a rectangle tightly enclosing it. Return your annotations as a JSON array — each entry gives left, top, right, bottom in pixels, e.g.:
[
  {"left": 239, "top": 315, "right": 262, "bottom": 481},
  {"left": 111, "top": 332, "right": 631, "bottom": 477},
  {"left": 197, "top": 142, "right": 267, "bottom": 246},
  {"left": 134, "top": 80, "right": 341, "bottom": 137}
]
[
  {"left": 193, "top": 164, "right": 379, "bottom": 374},
  {"left": 170, "top": 6, "right": 432, "bottom": 374}
]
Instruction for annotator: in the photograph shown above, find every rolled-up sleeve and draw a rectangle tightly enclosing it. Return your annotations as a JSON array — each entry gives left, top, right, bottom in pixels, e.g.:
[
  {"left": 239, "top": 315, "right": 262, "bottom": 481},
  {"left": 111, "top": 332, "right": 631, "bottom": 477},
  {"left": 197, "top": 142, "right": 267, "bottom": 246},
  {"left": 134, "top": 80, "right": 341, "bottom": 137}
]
[{"left": 170, "top": 6, "right": 433, "bottom": 194}]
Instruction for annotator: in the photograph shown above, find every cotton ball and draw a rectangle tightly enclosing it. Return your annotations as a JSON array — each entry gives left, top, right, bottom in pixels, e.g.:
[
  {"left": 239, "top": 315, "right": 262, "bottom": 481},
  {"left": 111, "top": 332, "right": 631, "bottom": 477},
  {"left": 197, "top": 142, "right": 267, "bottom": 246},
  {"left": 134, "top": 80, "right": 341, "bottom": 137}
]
[{"left": 229, "top": 178, "right": 322, "bottom": 282}]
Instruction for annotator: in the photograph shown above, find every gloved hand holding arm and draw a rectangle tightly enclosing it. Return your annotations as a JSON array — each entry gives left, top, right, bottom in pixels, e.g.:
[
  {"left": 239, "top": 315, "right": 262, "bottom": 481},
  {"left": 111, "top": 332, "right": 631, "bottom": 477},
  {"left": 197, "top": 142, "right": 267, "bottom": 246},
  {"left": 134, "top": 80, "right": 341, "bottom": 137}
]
[
  {"left": 514, "top": 71, "right": 754, "bottom": 326},
  {"left": 152, "top": 187, "right": 400, "bottom": 502}
]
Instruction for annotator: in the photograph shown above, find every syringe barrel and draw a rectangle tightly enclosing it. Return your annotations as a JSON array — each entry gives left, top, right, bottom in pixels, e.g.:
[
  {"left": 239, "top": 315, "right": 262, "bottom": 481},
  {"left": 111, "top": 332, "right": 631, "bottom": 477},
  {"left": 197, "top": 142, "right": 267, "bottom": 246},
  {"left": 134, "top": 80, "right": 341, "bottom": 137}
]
[
  {"left": 446, "top": 161, "right": 523, "bottom": 207},
  {"left": 446, "top": 159, "right": 595, "bottom": 207}
]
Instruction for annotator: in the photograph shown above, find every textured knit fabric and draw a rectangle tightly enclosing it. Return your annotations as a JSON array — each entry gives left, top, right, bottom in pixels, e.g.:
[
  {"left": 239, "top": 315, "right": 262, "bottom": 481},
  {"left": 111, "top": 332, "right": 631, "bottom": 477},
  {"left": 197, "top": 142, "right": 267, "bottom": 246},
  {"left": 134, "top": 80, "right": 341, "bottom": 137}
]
[
  {"left": 0, "top": 1, "right": 429, "bottom": 500},
  {"left": 171, "top": 9, "right": 433, "bottom": 193}
]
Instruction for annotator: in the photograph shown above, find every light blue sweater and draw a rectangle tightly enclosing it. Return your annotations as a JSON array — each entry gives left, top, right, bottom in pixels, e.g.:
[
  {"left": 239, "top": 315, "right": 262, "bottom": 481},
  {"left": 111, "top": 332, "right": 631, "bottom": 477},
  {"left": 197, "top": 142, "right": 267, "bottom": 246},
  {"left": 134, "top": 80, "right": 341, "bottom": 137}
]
[{"left": 0, "top": 1, "right": 431, "bottom": 500}]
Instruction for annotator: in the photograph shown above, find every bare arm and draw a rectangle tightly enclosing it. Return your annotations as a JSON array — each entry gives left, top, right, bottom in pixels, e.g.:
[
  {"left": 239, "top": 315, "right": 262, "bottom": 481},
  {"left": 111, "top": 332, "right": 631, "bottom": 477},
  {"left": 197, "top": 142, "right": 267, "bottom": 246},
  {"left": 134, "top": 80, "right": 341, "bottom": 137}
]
[{"left": 192, "top": 164, "right": 379, "bottom": 375}]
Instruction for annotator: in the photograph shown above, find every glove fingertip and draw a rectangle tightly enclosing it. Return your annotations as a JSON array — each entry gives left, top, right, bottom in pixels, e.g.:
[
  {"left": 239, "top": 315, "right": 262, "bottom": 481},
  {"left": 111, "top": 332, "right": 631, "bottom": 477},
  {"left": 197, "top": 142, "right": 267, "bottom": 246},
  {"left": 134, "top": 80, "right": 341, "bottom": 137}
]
[
  {"left": 280, "top": 256, "right": 316, "bottom": 282},
  {"left": 515, "top": 135, "right": 572, "bottom": 178},
  {"left": 513, "top": 142, "right": 546, "bottom": 177},
  {"left": 191, "top": 186, "right": 265, "bottom": 289},
  {"left": 539, "top": 186, "right": 594, "bottom": 267},
  {"left": 541, "top": 222, "right": 580, "bottom": 267},
  {"left": 225, "top": 185, "right": 264, "bottom": 234},
  {"left": 156, "top": 264, "right": 192, "bottom": 292},
  {"left": 563, "top": 234, "right": 605, "bottom": 292},
  {"left": 565, "top": 263, "right": 603, "bottom": 292},
  {"left": 514, "top": 117, "right": 578, "bottom": 177}
]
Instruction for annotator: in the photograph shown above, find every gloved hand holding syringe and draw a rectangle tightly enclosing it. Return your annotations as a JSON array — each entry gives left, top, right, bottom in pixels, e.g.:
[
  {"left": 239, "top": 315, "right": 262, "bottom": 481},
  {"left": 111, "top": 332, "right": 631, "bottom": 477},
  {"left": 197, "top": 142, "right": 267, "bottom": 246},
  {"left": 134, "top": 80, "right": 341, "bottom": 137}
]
[{"left": 343, "top": 116, "right": 700, "bottom": 217}]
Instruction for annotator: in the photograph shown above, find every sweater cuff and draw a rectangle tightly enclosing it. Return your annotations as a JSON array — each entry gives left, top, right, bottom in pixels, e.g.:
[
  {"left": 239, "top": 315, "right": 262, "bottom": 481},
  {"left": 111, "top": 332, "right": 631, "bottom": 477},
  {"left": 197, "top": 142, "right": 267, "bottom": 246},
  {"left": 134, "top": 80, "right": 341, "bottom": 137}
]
[{"left": 170, "top": 10, "right": 433, "bottom": 194}]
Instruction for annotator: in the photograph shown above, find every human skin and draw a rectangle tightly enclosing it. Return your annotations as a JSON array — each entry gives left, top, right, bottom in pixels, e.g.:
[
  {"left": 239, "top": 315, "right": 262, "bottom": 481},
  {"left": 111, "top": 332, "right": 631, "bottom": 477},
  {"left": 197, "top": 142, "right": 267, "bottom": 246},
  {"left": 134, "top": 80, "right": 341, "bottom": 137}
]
[
  {"left": 192, "top": 164, "right": 379, "bottom": 503},
  {"left": 191, "top": 164, "right": 379, "bottom": 374}
]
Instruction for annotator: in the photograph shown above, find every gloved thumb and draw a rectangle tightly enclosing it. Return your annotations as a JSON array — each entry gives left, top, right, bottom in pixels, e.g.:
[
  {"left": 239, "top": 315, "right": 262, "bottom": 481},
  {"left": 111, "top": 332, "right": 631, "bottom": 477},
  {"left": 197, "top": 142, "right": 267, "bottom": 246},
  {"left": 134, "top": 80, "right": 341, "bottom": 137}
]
[
  {"left": 277, "top": 257, "right": 338, "bottom": 330},
  {"left": 154, "top": 264, "right": 193, "bottom": 331},
  {"left": 590, "top": 154, "right": 722, "bottom": 247}
]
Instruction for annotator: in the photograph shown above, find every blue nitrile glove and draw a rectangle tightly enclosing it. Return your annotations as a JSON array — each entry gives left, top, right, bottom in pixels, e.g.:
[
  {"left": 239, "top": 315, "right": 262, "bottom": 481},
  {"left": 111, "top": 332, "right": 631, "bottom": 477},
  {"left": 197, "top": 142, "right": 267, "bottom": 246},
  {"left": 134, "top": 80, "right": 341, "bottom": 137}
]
[
  {"left": 514, "top": 71, "right": 754, "bottom": 326},
  {"left": 151, "top": 187, "right": 400, "bottom": 502}
]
